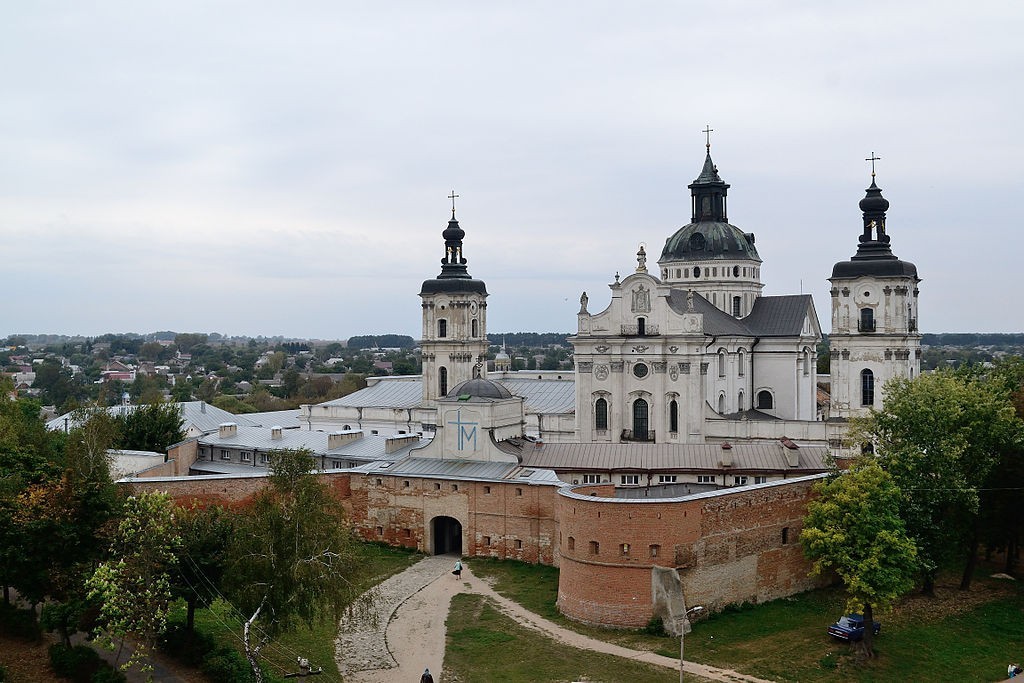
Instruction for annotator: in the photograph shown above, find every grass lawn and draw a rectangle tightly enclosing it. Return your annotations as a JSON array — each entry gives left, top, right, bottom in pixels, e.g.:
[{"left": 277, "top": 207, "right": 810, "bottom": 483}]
[
  {"left": 187, "top": 541, "right": 423, "bottom": 682},
  {"left": 443, "top": 593, "right": 705, "bottom": 683},
  {"left": 468, "top": 557, "right": 1024, "bottom": 683}
]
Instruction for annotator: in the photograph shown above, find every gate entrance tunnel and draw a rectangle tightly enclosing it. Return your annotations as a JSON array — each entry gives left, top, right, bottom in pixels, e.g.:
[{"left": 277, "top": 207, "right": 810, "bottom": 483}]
[{"left": 431, "top": 516, "right": 463, "bottom": 555}]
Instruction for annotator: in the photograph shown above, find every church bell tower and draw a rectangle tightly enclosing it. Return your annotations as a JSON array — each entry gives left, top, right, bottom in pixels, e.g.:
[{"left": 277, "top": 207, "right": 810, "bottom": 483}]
[
  {"left": 419, "top": 194, "right": 489, "bottom": 412},
  {"left": 828, "top": 158, "right": 921, "bottom": 419}
]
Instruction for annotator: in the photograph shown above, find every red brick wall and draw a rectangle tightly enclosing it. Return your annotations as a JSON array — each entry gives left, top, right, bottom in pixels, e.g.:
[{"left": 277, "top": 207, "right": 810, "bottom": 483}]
[{"left": 555, "top": 477, "right": 828, "bottom": 628}]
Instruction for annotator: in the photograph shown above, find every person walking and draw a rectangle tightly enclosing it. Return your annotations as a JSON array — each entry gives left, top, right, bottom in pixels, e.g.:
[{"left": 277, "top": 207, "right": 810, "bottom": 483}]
[
  {"left": 420, "top": 667, "right": 434, "bottom": 683},
  {"left": 453, "top": 558, "right": 462, "bottom": 579}
]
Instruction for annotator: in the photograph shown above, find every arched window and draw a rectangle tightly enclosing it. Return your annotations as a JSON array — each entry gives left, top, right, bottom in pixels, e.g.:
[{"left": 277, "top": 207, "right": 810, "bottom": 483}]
[
  {"left": 471, "top": 319, "right": 478, "bottom": 337},
  {"left": 718, "top": 394, "right": 726, "bottom": 414},
  {"left": 439, "top": 366, "right": 448, "bottom": 397},
  {"left": 438, "top": 319, "right": 448, "bottom": 338},
  {"left": 595, "top": 397, "right": 608, "bottom": 430},
  {"left": 861, "top": 369, "right": 875, "bottom": 406},
  {"left": 632, "top": 398, "right": 649, "bottom": 440},
  {"left": 737, "top": 349, "right": 745, "bottom": 376},
  {"left": 756, "top": 390, "right": 774, "bottom": 410},
  {"left": 669, "top": 399, "right": 678, "bottom": 433},
  {"left": 803, "top": 348, "right": 811, "bottom": 376},
  {"left": 732, "top": 296, "right": 741, "bottom": 317},
  {"left": 718, "top": 349, "right": 727, "bottom": 377},
  {"left": 859, "top": 308, "right": 874, "bottom": 333},
  {"left": 737, "top": 391, "right": 745, "bottom": 411}
]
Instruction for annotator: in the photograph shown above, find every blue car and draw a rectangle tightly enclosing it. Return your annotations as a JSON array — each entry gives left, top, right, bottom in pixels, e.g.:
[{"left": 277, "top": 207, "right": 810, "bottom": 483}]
[{"left": 827, "top": 614, "right": 881, "bottom": 641}]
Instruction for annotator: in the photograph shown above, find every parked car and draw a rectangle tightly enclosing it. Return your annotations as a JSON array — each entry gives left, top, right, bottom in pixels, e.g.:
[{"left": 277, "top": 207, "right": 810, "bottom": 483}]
[{"left": 827, "top": 614, "right": 881, "bottom": 641}]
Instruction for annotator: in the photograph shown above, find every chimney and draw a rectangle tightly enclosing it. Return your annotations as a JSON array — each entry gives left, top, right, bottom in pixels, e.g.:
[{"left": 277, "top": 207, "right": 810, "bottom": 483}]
[
  {"left": 328, "top": 430, "right": 362, "bottom": 449},
  {"left": 271, "top": 425, "right": 283, "bottom": 440},
  {"left": 385, "top": 434, "right": 421, "bottom": 454},
  {"left": 781, "top": 437, "right": 799, "bottom": 467},
  {"left": 218, "top": 422, "right": 237, "bottom": 438},
  {"left": 719, "top": 442, "right": 733, "bottom": 467}
]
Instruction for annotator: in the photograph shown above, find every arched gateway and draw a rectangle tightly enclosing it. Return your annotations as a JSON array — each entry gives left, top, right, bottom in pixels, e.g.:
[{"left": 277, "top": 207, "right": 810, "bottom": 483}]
[{"left": 431, "top": 516, "right": 463, "bottom": 555}]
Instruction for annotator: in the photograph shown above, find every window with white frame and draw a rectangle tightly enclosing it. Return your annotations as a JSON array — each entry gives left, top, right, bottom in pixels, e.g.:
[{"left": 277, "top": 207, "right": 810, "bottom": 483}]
[
  {"left": 220, "top": 449, "right": 230, "bottom": 461},
  {"left": 620, "top": 474, "right": 640, "bottom": 486},
  {"left": 240, "top": 451, "right": 251, "bottom": 462},
  {"left": 582, "top": 474, "right": 601, "bottom": 484},
  {"left": 659, "top": 474, "right": 677, "bottom": 483},
  {"left": 733, "top": 476, "right": 748, "bottom": 486},
  {"left": 259, "top": 452, "right": 269, "bottom": 464},
  {"left": 697, "top": 475, "right": 716, "bottom": 484},
  {"left": 754, "top": 476, "right": 768, "bottom": 484}
]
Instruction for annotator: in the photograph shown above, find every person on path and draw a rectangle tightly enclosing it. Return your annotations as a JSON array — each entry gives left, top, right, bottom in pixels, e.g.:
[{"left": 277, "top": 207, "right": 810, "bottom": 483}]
[
  {"left": 420, "top": 667, "right": 434, "bottom": 683},
  {"left": 453, "top": 558, "right": 462, "bottom": 578}
]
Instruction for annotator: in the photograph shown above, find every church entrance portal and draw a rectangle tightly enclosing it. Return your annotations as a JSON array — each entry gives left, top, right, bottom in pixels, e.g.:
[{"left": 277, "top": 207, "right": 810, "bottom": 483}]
[{"left": 431, "top": 516, "right": 463, "bottom": 555}]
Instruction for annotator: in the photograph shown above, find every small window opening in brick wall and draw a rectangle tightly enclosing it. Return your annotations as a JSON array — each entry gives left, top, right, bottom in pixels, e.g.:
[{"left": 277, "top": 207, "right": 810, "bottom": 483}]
[
  {"left": 781, "top": 527, "right": 790, "bottom": 544},
  {"left": 568, "top": 536, "right": 575, "bottom": 550},
  {"left": 589, "top": 541, "right": 599, "bottom": 555},
  {"left": 375, "top": 478, "right": 383, "bottom": 486},
  {"left": 483, "top": 536, "right": 491, "bottom": 546},
  {"left": 621, "top": 543, "right": 630, "bottom": 555},
  {"left": 484, "top": 485, "right": 491, "bottom": 494},
  {"left": 403, "top": 480, "right": 410, "bottom": 488},
  {"left": 649, "top": 544, "right": 660, "bottom": 558},
  {"left": 434, "top": 482, "right": 441, "bottom": 490},
  {"left": 376, "top": 526, "right": 383, "bottom": 536},
  {"left": 516, "top": 488, "right": 523, "bottom": 496},
  {"left": 452, "top": 484, "right": 459, "bottom": 491},
  {"left": 514, "top": 539, "right": 523, "bottom": 549},
  {"left": 404, "top": 528, "right": 411, "bottom": 537}
]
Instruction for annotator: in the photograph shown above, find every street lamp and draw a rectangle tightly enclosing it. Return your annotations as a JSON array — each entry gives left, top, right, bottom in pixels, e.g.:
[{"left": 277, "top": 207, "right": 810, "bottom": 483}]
[{"left": 679, "top": 605, "right": 703, "bottom": 683}]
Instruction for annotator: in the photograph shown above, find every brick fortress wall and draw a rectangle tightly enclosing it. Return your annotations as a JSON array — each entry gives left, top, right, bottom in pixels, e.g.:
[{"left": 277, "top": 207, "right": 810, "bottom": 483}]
[{"left": 555, "top": 475, "right": 828, "bottom": 628}]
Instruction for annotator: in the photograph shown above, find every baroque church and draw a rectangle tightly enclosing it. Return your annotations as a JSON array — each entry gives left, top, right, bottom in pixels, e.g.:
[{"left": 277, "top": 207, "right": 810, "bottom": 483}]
[{"left": 137, "top": 140, "right": 925, "bottom": 627}]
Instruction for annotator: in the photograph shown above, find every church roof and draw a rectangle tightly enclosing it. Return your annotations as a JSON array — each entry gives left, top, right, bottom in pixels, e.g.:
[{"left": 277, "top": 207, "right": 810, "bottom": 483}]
[
  {"left": 519, "top": 442, "right": 830, "bottom": 472},
  {"left": 831, "top": 178, "right": 918, "bottom": 280},
  {"left": 660, "top": 221, "right": 761, "bottom": 263},
  {"left": 420, "top": 212, "right": 488, "bottom": 295},
  {"left": 320, "top": 375, "right": 576, "bottom": 415},
  {"left": 666, "top": 292, "right": 814, "bottom": 338}
]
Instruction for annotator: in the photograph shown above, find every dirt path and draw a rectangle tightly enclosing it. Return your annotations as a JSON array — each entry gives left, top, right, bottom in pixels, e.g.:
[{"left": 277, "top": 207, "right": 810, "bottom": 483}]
[{"left": 336, "top": 556, "right": 775, "bottom": 683}]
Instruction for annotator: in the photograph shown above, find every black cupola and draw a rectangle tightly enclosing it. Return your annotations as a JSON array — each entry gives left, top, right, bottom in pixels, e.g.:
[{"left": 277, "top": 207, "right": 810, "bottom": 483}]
[
  {"left": 420, "top": 207, "right": 488, "bottom": 295},
  {"left": 689, "top": 151, "right": 730, "bottom": 223},
  {"left": 831, "top": 176, "right": 918, "bottom": 280}
]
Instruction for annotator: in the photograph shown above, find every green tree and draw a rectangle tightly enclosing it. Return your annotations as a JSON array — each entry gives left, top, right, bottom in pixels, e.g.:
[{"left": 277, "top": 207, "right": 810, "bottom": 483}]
[
  {"left": 856, "top": 370, "right": 1022, "bottom": 593},
  {"left": 114, "top": 402, "right": 185, "bottom": 454},
  {"left": 801, "top": 458, "right": 917, "bottom": 656},
  {"left": 171, "top": 504, "right": 235, "bottom": 631},
  {"left": 87, "top": 491, "right": 180, "bottom": 674},
  {"left": 225, "top": 448, "right": 366, "bottom": 682}
]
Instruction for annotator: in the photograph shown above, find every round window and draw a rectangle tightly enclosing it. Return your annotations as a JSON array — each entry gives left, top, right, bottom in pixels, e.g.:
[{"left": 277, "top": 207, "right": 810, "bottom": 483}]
[
  {"left": 689, "top": 233, "right": 706, "bottom": 251},
  {"left": 633, "top": 363, "right": 649, "bottom": 378}
]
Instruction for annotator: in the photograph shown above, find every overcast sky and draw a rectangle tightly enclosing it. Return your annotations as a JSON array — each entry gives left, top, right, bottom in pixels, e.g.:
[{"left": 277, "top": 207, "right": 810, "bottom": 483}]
[{"left": 3, "top": 2, "right": 1022, "bottom": 340}]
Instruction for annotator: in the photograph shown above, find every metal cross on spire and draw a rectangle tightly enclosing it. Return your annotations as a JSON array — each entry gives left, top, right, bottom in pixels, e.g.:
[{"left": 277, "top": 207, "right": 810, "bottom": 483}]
[
  {"left": 703, "top": 125, "right": 714, "bottom": 150},
  {"left": 448, "top": 189, "right": 460, "bottom": 218},
  {"left": 865, "top": 152, "right": 881, "bottom": 179}
]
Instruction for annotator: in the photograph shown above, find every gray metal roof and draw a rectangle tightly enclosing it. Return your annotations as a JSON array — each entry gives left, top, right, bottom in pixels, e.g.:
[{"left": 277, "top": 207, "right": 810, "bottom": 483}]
[
  {"left": 322, "top": 376, "right": 576, "bottom": 415},
  {"left": 743, "top": 295, "right": 816, "bottom": 337},
  {"left": 666, "top": 292, "right": 814, "bottom": 338},
  {"left": 198, "top": 425, "right": 428, "bottom": 461},
  {"left": 46, "top": 400, "right": 260, "bottom": 433},
  {"left": 355, "top": 456, "right": 563, "bottom": 485},
  {"left": 519, "top": 442, "right": 829, "bottom": 472},
  {"left": 245, "top": 409, "right": 303, "bottom": 429}
]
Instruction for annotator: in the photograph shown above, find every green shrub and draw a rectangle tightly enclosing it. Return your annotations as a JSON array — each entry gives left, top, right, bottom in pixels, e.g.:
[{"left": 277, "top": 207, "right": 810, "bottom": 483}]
[
  {"left": 48, "top": 643, "right": 102, "bottom": 682},
  {"left": 160, "top": 623, "right": 216, "bottom": 667},
  {"left": 0, "top": 602, "right": 42, "bottom": 640},
  {"left": 90, "top": 667, "right": 127, "bottom": 683},
  {"left": 644, "top": 616, "right": 668, "bottom": 637},
  {"left": 201, "top": 646, "right": 255, "bottom": 683}
]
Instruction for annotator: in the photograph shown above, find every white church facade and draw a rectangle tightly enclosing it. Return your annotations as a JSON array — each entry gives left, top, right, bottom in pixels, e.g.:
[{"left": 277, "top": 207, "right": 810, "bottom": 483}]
[{"left": 300, "top": 143, "right": 920, "bottom": 458}]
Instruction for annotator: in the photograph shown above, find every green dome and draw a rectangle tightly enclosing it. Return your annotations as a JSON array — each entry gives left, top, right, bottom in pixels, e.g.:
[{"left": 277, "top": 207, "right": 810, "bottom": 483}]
[{"left": 660, "top": 222, "right": 761, "bottom": 263}]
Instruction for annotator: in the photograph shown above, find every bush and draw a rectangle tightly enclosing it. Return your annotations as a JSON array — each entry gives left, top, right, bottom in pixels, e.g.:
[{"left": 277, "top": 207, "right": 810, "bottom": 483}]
[
  {"left": 160, "top": 623, "right": 216, "bottom": 667},
  {"left": 201, "top": 646, "right": 255, "bottom": 683},
  {"left": 90, "top": 668, "right": 127, "bottom": 683},
  {"left": 48, "top": 643, "right": 102, "bottom": 682},
  {"left": 0, "top": 602, "right": 42, "bottom": 640},
  {"left": 644, "top": 616, "right": 668, "bottom": 637}
]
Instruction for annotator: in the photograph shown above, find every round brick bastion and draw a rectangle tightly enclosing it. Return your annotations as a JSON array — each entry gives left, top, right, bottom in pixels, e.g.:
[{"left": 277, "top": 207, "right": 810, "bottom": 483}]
[{"left": 554, "top": 474, "right": 828, "bottom": 628}]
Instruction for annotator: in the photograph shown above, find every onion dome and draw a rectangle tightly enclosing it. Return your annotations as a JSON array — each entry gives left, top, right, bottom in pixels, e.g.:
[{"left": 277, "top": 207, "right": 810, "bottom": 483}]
[
  {"left": 420, "top": 209, "right": 488, "bottom": 295},
  {"left": 831, "top": 178, "right": 918, "bottom": 279}
]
